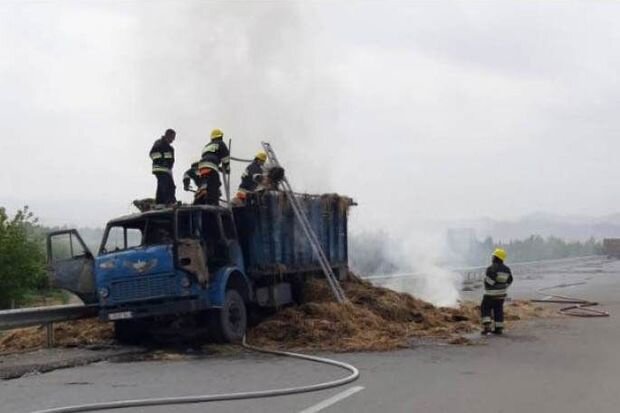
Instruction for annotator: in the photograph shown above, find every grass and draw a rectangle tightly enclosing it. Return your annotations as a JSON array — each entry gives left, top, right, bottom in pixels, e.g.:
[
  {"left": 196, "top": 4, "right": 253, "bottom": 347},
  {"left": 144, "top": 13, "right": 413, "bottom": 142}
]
[{"left": 19, "top": 289, "right": 71, "bottom": 308}]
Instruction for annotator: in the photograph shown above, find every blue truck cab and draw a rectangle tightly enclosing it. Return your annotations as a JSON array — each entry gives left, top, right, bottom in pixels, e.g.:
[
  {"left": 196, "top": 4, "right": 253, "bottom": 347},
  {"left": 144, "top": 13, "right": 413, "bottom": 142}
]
[{"left": 47, "top": 192, "right": 351, "bottom": 343}]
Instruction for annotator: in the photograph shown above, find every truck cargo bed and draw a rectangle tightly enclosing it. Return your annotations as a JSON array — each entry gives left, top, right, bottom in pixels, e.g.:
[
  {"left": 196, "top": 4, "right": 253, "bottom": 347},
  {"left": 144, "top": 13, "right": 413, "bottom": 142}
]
[{"left": 233, "top": 192, "right": 352, "bottom": 278}]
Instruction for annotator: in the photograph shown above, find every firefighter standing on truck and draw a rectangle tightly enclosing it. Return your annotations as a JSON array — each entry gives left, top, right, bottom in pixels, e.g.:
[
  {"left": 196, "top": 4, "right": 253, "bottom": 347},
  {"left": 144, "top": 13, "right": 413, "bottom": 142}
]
[
  {"left": 196, "top": 128, "right": 230, "bottom": 205},
  {"left": 232, "top": 151, "right": 267, "bottom": 205},
  {"left": 481, "top": 248, "right": 513, "bottom": 335},
  {"left": 150, "top": 128, "right": 176, "bottom": 205}
]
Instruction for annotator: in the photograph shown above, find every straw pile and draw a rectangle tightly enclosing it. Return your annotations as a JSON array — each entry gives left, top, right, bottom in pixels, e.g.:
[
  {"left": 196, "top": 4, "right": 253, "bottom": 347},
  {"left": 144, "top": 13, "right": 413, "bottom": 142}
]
[
  {"left": 0, "top": 319, "right": 114, "bottom": 353},
  {"left": 0, "top": 275, "right": 550, "bottom": 354},
  {"left": 248, "top": 275, "right": 549, "bottom": 352}
]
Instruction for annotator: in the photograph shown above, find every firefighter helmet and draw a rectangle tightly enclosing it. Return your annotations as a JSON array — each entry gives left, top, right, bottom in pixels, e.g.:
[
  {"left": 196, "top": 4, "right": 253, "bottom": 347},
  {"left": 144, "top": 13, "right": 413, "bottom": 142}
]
[
  {"left": 256, "top": 151, "right": 267, "bottom": 162},
  {"left": 210, "top": 128, "right": 224, "bottom": 139},
  {"left": 492, "top": 248, "right": 507, "bottom": 262}
]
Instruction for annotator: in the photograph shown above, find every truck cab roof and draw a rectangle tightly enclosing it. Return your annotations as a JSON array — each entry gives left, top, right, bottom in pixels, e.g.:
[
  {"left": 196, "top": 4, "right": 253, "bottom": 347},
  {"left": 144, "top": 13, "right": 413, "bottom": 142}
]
[{"left": 107, "top": 204, "right": 230, "bottom": 226}]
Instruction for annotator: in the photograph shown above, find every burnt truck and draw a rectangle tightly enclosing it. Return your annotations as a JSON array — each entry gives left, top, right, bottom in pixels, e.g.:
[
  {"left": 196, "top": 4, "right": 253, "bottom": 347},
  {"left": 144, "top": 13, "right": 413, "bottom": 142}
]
[{"left": 47, "top": 192, "right": 351, "bottom": 343}]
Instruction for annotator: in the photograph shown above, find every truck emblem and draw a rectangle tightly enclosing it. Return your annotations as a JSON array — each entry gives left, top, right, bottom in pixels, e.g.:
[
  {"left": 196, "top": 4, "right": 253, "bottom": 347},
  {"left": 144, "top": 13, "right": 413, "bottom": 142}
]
[{"left": 124, "top": 259, "right": 158, "bottom": 274}]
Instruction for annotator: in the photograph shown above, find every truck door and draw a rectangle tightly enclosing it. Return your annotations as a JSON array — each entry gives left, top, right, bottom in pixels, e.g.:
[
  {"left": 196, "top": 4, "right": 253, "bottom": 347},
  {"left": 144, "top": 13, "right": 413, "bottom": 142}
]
[
  {"left": 221, "top": 212, "right": 244, "bottom": 269},
  {"left": 46, "top": 230, "right": 97, "bottom": 304},
  {"left": 176, "top": 210, "right": 209, "bottom": 285}
]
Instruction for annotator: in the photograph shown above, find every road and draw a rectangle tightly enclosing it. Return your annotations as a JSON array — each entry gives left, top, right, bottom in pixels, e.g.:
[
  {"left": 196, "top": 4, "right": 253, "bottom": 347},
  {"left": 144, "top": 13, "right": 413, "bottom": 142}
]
[{"left": 2, "top": 257, "right": 619, "bottom": 413}]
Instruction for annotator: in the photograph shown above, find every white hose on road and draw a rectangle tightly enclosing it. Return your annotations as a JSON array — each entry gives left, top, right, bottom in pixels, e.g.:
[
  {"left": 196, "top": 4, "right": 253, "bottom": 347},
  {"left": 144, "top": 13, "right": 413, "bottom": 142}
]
[
  {"left": 532, "top": 282, "right": 610, "bottom": 317},
  {"left": 30, "top": 337, "right": 360, "bottom": 413}
]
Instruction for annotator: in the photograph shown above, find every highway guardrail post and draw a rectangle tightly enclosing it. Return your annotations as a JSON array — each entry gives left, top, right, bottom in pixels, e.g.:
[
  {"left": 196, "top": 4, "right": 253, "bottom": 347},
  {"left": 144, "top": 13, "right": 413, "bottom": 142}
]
[{"left": 46, "top": 322, "right": 55, "bottom": 348}]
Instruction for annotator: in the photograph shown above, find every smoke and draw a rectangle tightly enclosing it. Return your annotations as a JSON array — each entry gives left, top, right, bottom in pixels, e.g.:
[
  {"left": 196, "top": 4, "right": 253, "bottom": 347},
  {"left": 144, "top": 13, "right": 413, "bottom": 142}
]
[
  {"left": 350, "top": 227, "right": 462, "bottom": 308},
  {"left": 5, "top": 2, "right": 617, "bottom": 304},
  {"left": 128, "top": 2, "right": 342, "bottom": 199}
]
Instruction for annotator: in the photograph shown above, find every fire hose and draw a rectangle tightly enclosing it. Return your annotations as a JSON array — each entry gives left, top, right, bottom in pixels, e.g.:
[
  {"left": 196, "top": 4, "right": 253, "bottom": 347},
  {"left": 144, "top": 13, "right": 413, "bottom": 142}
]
[
  {"left": 531, "top": 282, "right": 610, "bottom": 317},
  {"left": 30, "top": 337, "right": 360, "bottom": 413}
]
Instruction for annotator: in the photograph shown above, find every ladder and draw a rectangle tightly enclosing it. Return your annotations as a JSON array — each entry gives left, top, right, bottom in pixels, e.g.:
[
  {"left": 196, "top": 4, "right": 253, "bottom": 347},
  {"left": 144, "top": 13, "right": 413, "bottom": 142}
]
[{"left": 261, "top": 141, "right": 347, "bottom": 303}]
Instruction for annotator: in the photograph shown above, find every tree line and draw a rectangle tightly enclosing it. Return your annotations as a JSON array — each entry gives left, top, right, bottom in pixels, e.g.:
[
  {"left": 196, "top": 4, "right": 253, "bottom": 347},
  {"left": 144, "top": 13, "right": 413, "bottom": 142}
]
[
  {"left": 350, "top": 231, "right": 604, "bottom": 276},
  {"left": 446, "top": 232, "right": 603, "bottom": 267},
  {"left": 0, "top": 207, "right": 47, "bottom": 308}
]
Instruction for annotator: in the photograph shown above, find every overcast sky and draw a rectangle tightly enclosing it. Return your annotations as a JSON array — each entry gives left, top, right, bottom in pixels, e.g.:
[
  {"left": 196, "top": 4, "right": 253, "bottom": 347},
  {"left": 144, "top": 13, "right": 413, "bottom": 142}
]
[{"left": 1, "top": 0, "right": 620, "bottom": 234}]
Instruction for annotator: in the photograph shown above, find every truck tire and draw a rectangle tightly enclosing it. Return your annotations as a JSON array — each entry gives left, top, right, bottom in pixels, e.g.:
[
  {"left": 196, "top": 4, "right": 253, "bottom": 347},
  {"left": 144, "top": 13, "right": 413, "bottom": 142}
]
[
  {"left": 209, "top": 289, "right": 247, "bottom": 343},
  {"left": 114, "top": 320, "right": 147, "bottom": 345}
]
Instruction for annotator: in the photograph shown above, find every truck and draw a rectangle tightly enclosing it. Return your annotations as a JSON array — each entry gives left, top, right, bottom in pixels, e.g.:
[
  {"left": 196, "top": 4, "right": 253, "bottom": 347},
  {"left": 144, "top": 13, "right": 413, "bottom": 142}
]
[
  {"left": 603, "top": 238, "right": 620, "bottom": 258},
  {"left": 46, "top": 191, "right": 352, "bottom": 343}
]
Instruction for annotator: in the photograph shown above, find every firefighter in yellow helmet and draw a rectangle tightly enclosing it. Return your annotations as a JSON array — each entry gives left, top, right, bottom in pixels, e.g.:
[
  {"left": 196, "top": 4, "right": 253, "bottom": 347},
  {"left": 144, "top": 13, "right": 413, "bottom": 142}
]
[
  {"left": 481, "top": 248, "right": 513, "bottom": 335},
  {"left": 196, "top": 128, "right": 230, "bottom": 205},
  {"left": 232, "top": 151, "right": 267, "bottom": 205}
]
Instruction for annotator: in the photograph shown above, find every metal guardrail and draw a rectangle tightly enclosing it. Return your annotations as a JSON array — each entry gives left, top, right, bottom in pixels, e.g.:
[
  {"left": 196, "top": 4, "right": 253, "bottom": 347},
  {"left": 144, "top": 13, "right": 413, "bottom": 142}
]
[
  {"left": 0, "top": 304, "right": 98, "bottom": 330},
  {"left": 0, "top": 304, "right": 98, "bottom": 347}
]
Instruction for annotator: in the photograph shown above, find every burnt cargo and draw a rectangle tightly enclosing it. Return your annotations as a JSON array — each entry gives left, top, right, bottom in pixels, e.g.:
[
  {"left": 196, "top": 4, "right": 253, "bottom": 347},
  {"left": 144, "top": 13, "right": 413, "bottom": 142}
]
[{"left": 233, "top": 191, "right": 352, "bottom": 278}]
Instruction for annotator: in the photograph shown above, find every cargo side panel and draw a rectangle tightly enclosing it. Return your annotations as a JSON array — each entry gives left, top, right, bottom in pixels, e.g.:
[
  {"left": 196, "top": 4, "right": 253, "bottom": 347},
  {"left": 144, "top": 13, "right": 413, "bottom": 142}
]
[{"left": 234, "top": 191, "right": 351, "bottom": 278}]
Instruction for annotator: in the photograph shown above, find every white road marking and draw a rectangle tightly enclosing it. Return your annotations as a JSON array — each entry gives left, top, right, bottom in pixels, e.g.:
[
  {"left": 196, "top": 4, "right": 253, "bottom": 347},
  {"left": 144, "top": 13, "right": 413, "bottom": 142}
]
[{"left": 297, "top": 386, "right": 365, "bottom": 413}]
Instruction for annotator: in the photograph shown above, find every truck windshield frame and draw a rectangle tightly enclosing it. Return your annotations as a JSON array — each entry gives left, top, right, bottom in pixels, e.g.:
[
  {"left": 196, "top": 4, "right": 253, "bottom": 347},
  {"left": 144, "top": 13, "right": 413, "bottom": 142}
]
[
  {"left": 99, "top": 212, "right": 175, "bottom": 255},
  {"left": 98, "top": 207, "right": 234, "bottom": 256}
]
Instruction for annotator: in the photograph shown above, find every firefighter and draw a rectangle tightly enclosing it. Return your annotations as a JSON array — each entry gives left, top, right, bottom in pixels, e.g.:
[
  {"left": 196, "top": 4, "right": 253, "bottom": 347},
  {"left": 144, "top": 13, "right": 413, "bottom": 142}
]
[
  {"left": 182, "top": 161, "right": 200, "bottom": 192},
  {"left": 196, "top": 128, "right": 230, "bottom": 205},
  {"left": 149, "top": 128, "right": 176, "bottom": 205},
  {"left": 233, "top": 151, "right": 267, "bottom": 205},
  {"left": 481, "top": 248, "right": 513, "bottom": 335}
]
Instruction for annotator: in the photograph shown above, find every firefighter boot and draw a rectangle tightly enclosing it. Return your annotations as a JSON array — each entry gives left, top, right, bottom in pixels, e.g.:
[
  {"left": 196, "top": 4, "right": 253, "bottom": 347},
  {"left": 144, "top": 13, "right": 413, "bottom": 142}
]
[{"left": 481, "top": 323, "right": 493, "bottom": 336}]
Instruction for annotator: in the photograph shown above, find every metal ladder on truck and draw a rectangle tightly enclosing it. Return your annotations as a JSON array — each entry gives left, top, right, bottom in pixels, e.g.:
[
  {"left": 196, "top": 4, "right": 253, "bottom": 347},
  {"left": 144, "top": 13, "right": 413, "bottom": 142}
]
[{"left": 261, "top": 141, "right": 347, "bottom": 303}]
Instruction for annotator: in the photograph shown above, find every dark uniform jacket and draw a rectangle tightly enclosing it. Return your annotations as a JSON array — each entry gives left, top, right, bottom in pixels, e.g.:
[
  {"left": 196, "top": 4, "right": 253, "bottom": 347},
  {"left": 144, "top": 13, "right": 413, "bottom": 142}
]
[
  {"left": 183, "top": 162, "right": 200, "bottom": 189},
  {"left": 483, "top": 261, "right": 513, "bottom": 298},
  {"left": 199, "top": 139, "right": 230, "bottom": 174},
  {"left": 150, "top": 138, "right": 175, "bottom": 174},
  {"left": 238, "top": 159, "right": 264, "bottom": 192}
]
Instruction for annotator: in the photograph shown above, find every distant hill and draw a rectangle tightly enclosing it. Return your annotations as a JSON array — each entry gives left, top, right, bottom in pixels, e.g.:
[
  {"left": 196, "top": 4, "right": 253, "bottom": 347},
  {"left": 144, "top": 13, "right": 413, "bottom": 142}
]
[{"left": 454, "top": 212, "right": 620, "bottom": 242}]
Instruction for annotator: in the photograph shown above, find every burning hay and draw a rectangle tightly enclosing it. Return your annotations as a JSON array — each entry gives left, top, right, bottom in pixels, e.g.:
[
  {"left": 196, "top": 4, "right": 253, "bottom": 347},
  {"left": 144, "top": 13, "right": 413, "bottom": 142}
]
[{"left": 248, "top": 275, "right": 547, "bottom": 352}]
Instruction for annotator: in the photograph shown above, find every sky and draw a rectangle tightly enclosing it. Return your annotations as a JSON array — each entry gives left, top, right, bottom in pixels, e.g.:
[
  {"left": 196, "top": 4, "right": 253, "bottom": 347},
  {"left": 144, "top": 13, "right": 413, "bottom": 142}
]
[{"left": 2, "top": 0, "right": 620, "bottom": 235}]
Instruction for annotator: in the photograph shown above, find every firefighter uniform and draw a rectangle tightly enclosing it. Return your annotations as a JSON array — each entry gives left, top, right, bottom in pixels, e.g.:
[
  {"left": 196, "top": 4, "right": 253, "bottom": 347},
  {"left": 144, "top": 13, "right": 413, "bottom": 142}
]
[
  {"left": 235, "top": 152, "right": 266, "bottom": 203},
  {"left": 182, "top": 161, "right": 200, "bottom": 191},
  {"left": 481, "top": 248, "right": 513, "bottom": 335},
  {"left": 150, "top": 129, "right": 176, "bottom": 204},
  {"left": 197, "top": 128, "right": 230, "bottom": 205}
]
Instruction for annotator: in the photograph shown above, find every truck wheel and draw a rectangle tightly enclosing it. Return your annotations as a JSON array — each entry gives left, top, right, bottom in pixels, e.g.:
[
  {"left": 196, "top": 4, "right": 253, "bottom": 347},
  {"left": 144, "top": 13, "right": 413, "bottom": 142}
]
[
  {"left": 114, "top": 320, "right": 147, "bottom": 345},
  {"left": 209, "top": 289, "right": 247, "bottom": 343}
]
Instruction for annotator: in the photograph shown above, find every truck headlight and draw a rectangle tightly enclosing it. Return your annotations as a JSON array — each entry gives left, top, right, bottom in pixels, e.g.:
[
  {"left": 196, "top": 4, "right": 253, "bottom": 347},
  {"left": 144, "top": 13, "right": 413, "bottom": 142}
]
[
  {"left": 180, "top": 276, "right": 191, "bottom": 289},
  {"left": 98, "top": 287, "right": 110, "bottom": 298},
  {"left": 99, "top": 261, "right": 116, "bottom": 270}
]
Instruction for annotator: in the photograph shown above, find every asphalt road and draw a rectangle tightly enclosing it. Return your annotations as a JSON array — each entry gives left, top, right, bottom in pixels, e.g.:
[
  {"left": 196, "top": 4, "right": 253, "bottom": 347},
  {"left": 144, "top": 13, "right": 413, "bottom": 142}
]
[{"left": 2, "top": 257, "right": 620, "bottom": 413}]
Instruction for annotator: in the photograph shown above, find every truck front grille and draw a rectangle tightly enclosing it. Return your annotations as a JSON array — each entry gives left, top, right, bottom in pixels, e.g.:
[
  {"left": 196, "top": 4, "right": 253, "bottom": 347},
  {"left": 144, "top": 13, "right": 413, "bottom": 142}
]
[{"left": 110, "top": 274, "right": 178, "bottom": 302}]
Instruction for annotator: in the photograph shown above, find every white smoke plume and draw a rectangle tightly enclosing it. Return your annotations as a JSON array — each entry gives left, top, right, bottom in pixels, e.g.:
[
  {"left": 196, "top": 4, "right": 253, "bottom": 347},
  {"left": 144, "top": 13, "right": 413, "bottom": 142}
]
[{"left": 350, "top": 227, "right": 462, "bottom": 308}]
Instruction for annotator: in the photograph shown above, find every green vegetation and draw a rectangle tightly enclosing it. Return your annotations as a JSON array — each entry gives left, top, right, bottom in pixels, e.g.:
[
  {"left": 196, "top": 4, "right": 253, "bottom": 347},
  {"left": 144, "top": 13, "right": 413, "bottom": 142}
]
[
  {"left": 0, "top": 206, "right": 103, "bottom": 309},
  {"left": 450, "top": 234, "right": 603, "bottom": 266},
  {"left": 486, "top": 235, "right": 601, "bottom": 263},
  {"left": 0, "top": 206, "right": 47, "bottom": 309}
]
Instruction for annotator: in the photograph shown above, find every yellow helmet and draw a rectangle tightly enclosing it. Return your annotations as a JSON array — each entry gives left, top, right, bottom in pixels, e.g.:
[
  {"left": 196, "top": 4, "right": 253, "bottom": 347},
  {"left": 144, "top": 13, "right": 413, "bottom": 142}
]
[
  {"left": 255, "top": 151, "right": 267, "bottom": 162},
  {"left": 210, "top": 128, "right": 224, "bottom": 139},
  {"left": 492, "top": 248, "right": 507, "bottom": 262}
]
